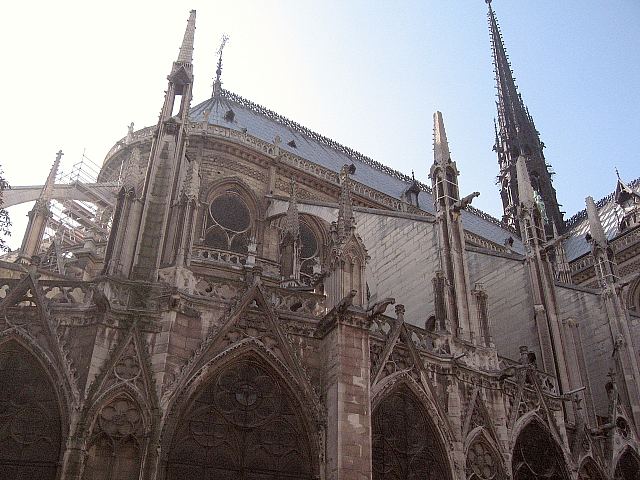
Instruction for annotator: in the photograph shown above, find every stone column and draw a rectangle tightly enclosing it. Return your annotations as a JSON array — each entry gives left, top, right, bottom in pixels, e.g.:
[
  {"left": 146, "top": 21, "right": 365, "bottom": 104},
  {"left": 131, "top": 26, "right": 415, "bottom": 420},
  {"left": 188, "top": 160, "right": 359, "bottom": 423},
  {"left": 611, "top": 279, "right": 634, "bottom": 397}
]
[{"left": 319, "top": 308, "right": 372, "bottom": 480}]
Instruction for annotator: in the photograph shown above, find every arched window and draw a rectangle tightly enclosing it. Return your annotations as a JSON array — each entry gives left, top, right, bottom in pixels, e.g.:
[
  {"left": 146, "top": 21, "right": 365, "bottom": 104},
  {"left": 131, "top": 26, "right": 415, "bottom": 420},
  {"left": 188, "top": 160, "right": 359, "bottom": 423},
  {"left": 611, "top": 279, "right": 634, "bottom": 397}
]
[
  {"left": 299, "top": 221, "right": 321, "bottom": 285},
  {"left": 512, "top": 421, "right": 569, "bottom": 480},
  {"left": 466, "top": 435, "right": 506, "bottom": 480},
  {"left": 166, "top": 358, "right": 314, "bottom": 479},
  {"left": 577, "top": 458, "right": 606, "bottom": 480},
  {"left": 372, "top": 385, "right": 452, "bottom": 480},
  {"left": 83, "top": 394, "right": 144, "bottom": 480},
  {"left": 614, "top": 448, "right": 640, "bottom": 480},
  {"left": 204, "top": 189, "right": 253, "bottom": 254},
  {"left": 0, "top": 340, "right": 62, "bottom": 479}
]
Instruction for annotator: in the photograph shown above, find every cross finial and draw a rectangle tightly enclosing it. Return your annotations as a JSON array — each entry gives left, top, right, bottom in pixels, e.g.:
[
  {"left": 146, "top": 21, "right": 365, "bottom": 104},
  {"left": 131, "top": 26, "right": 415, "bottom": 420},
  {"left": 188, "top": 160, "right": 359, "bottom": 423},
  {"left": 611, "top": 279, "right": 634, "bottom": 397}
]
[
  {"left": 56, "top": 150, "right": 64, "bottom": 161},
  {"left": 212, "top": 34, "right": 229, "bottom": 98}
]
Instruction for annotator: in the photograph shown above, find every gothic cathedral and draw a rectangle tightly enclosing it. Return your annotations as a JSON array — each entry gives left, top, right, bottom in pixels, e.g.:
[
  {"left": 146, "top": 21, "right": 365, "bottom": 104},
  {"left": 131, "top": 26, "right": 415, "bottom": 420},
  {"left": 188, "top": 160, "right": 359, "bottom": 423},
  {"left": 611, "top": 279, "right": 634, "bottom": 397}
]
[{"left": 1, "top": 2, "right": 639, "bottom": 479}]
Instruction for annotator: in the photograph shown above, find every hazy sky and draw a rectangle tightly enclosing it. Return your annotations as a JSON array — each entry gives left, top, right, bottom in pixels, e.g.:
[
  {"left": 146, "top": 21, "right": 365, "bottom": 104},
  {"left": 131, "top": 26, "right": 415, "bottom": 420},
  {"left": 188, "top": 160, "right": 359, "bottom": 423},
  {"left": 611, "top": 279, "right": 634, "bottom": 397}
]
[{"left": 1, "top": 0, "right": 638, "bottom": 250}]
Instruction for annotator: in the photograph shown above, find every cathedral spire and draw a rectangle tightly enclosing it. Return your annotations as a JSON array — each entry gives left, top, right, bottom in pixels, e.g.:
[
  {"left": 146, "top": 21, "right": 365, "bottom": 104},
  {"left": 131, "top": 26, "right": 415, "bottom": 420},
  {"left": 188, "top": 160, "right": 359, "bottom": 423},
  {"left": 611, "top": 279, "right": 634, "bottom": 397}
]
[
  {"left": 177, "top": 10, "right": 196, "bottom": 64},
  {"left": 486, "top": 1, "right": 564, "bottom": 235}
]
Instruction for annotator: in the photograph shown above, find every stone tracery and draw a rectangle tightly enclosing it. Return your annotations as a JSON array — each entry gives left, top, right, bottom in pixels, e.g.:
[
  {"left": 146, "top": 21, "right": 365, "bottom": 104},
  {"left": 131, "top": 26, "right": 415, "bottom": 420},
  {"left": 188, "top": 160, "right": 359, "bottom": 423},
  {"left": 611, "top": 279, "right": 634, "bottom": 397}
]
[
  {"left": 372, "top": 384, "right": 452, "bottom": 480},
  {"left": 166, "top": 358, "right": 314, "bottom": 479},
  {"left": 83, "top": 393, "right": 144, "bottom": 480}
]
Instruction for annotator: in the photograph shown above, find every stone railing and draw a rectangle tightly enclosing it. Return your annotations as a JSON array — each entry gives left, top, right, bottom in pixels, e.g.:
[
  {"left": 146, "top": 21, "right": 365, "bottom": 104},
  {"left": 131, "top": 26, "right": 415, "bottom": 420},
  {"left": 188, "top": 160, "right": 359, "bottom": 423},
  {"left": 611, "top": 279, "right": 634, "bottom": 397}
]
[
  {"left": 498, "top": 355, "right": 558, "bottom": 395},
  {"left": 464, "top": 231, "right": 511, "bottom": 253},
  {"left": 192, "top": 275, "right": 325, "bottom": 318},
  {"left": 191, "top": 245, "right": 247, "bottom": 268},
  {"left": 270, "top": 288, "right": 325, "bottom": 317}
]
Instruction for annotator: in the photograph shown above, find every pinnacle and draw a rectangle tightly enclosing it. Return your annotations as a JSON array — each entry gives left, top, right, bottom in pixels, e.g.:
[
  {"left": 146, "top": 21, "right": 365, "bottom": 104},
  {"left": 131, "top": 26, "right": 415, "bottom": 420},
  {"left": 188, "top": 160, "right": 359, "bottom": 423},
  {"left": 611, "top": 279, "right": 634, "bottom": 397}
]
[
  {"left": 433, "top": 111, "right": 451, "bottom": 165},
  {"left": 177, "top": 10, "right": 196, "bottom": 64}
]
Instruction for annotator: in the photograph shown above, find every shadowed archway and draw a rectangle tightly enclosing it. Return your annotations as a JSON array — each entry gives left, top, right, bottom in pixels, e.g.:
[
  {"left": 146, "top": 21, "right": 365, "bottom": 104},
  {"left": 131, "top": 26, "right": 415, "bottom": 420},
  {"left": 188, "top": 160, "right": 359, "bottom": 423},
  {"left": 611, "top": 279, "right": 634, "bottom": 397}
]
[
  {"left": 372, "top": 383, "right": 453, "bottom": 480},
  {"left": 614, "top": 448, "right": 640, "bottom": 480},
  {"left": 512, "top": 420, "right": 569, "bottom": 480},
  {"left": 165, "top": 356, "right": 315, "bottom": 479},
  {"left": 0, "top": 340, "right": 63, "bottom": 479}
]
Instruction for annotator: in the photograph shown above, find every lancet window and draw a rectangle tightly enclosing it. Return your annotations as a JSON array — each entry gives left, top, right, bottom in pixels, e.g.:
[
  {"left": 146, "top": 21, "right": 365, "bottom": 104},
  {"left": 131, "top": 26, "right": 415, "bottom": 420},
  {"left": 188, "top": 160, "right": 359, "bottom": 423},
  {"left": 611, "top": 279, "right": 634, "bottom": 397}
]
[
  {"left": 204, "top": 189, "right": 253, "bottom": 254},
  {"left": 82, "top": 394, "right": 144, "bottom": 480},
  {"left": 299, "top": 220, "right": 321, "bottom": 285},
  {"left": 166, "top": 358, "right": 314, "bottom": 479},
  {"left": 577, "top": 458, "right": 606, "bottom": 480},
  {"left": 0, "top": 341, "right": 62, "bottom": 479},
  {"left": 372, "top": 385, "right": 452, "bottom": 480},
  {"left": 512, "top": 421, "right": 569, "bottom": 480}
]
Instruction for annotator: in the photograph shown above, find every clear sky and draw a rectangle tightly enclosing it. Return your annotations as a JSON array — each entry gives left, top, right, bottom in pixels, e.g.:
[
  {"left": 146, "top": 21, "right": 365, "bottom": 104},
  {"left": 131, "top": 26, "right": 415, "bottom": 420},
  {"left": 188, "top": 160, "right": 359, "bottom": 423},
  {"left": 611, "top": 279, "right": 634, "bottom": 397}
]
[{"left": 1, "top": 0, "right": 638, "bottom": 250}]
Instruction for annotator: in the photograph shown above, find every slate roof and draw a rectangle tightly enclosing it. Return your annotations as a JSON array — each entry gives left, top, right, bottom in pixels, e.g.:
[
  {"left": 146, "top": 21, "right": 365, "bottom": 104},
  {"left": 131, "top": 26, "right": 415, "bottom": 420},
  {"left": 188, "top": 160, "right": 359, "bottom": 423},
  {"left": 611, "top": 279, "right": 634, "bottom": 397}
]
[
  {"left": 564, "top": 177, "right": 640, "bottom": 261},
  {"left": 190, "top": 90, "right": 523, "bottom": 253}
]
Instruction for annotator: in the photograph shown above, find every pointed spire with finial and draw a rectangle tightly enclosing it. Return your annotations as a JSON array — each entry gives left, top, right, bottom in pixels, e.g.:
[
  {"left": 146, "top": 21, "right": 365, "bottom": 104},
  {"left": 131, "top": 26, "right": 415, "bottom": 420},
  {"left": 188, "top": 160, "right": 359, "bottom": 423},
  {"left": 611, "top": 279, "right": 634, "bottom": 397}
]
[
  {"left": 433, "top": 111, "right": 451, "bottom": 166},
  {"left": 586, "top": 196, "right": 608, "bottom": 248},
  {"left": 212, "top": 34, "right": 229, "bottom": 99},
  {"left": 515, "top": 155, "right": 534, "bottom": 206},
  {"left": 283, "top": 178, "right": 300, "bottom": 241},
  {"left": 177, "top": 10, "right": 197, "bottom": 64},
  {"left": 337, "top": 164, "right": 356, "bottom": 240},
  {"left": 486, "top": 0, "right": 564, "bottom": 233}
]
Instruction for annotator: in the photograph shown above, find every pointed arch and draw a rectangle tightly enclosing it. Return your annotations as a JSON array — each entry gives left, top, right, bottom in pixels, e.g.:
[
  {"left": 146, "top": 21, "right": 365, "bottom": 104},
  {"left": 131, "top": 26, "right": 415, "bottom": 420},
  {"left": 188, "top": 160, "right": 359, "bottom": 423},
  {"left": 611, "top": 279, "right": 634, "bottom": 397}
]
[
  {"left": 465, "top": 427, "right": 507, "bottom": 480},
  {"left": 577, "top": 456, "right": 606, "bottom": 480},
  {"left": 372, "top": 380, "right": 454, "bottom": 480},
  {"left": 613, "top": 446, "right": 640, "bottom": 480},
  {"left": 162, "top": 346, "right": 320, "bottom": 479},
  {"left": 82, "top": 387, "right": 150, "bottom": 480},
  {"left": 0, "top": 337, "right": 67, "bottom": 479},
  {"left": 511, "top": 417, "right": 571, "bottom": 480}
]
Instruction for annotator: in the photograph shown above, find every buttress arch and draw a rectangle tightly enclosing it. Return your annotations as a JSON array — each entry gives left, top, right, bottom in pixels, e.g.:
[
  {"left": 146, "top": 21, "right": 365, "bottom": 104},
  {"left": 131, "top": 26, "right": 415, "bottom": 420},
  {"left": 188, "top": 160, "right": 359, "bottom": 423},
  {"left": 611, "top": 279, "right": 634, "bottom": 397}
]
[
  {"left": 0, "top": 337, "right": 68, "bottom": 479},
  {"left": 371, "top": 380, "right": 454, "bottom": 480},
  {"left": 161, "top": 348, "right": 320, "bottom": 479}
]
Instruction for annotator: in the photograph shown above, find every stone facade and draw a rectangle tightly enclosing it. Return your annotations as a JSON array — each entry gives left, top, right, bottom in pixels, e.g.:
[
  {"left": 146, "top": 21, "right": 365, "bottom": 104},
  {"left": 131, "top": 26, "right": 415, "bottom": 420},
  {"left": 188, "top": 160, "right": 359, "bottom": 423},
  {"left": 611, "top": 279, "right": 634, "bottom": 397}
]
[{"left": 1, "top": 5, "right": 640, "bottom": 480}]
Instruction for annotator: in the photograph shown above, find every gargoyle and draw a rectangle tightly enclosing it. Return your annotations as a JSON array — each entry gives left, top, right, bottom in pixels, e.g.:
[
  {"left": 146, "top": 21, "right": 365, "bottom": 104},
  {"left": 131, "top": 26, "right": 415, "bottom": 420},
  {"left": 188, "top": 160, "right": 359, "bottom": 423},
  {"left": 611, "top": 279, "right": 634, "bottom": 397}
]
[
  {"left": 366, "top": 297, "right": 395, "bottom": 318},
  {"left": 336, "top": 289, "right": 358, "bottom": 314},
  {"left": 452, "top": 191, "right": 480, "bottom": 212}
]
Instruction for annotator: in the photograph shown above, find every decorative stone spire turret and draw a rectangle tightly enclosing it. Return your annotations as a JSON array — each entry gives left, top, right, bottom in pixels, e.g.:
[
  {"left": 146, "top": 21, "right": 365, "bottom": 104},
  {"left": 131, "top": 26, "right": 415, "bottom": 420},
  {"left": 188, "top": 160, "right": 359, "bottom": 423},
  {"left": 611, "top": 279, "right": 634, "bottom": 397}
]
[
  {"left": 585, "top": 195, "right": 640, "bottom": 429},
  {"left": 486, "top": 0, "right": 564, "bottom": 234},
  {"left": 17, "top": 150, "right": 62, "bottom": 264},
  {"left": 324, "top": 164, "right": 368, "bottom": 309},
  {"left": 107, "top": 10, "right": 198, "bottom": 281},
  {"left": 280, "top": 179, "right": 302, "bottom": 285},
  {"left": 429, "top": 112, "right": 480, "bottom": 342},
  {"left": 337, "top": 163, "right": 356, "bottom": 240}
]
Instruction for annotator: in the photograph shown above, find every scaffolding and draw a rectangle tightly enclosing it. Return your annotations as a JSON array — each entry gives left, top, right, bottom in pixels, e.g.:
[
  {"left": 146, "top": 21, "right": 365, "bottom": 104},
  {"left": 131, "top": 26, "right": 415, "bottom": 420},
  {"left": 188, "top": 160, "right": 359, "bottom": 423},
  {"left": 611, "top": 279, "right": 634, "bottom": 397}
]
[{"left": 42, "top": 152, "right": 118, "bottom": 252}]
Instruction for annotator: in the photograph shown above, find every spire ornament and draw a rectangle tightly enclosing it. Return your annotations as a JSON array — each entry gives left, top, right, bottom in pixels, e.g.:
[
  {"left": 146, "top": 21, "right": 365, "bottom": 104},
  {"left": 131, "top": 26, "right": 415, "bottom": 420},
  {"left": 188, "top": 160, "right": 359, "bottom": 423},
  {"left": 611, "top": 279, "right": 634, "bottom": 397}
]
[{"left": 212, "top": 34, "right": 230, "bottom": 98}]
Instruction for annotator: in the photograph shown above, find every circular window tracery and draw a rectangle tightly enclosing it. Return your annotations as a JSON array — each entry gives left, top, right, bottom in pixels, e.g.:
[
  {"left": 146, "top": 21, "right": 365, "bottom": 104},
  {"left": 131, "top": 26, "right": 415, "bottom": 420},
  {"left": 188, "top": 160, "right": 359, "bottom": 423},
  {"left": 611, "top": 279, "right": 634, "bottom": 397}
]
[{"left": 204, "top": 190, "right": 253, "bottom": 254}]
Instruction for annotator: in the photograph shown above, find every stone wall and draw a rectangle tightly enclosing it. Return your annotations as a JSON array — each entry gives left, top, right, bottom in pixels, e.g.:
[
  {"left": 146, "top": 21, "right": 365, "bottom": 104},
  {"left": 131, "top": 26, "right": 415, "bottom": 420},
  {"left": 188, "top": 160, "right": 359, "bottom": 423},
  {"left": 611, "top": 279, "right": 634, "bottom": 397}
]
[
  {"left": 355, "top": 210, "right": 439, "bottom": 324},
  {"left": 466, "top": 249, "right": 537, "bottom": 360}
]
